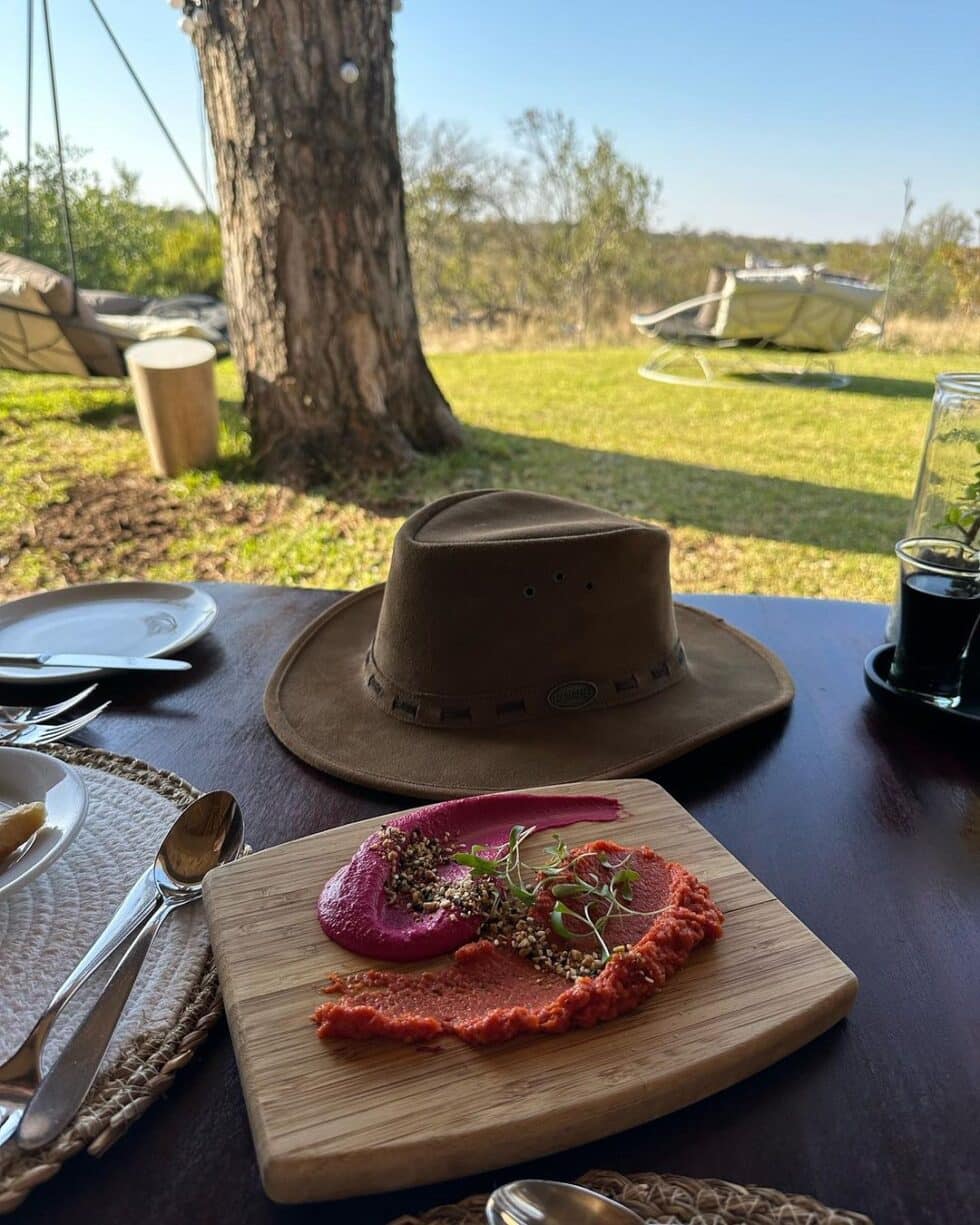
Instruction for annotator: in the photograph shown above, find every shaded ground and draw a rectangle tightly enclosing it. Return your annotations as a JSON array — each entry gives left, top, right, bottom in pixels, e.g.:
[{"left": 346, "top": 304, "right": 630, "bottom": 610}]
[
  {"left": 2, "top": 472, "right": 297, "bottom": 586},
  {"left": 0, "top": 345, "right": 944, "bottom": 602}
]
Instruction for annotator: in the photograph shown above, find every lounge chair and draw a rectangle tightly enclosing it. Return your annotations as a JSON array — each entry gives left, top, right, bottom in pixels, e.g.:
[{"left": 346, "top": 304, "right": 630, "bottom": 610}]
[
  {"left": 631, "top": 261, "right": 884, "bottom": 389},
  {"left": 0, "top": 253, "right": 228, "bottom": 378}
]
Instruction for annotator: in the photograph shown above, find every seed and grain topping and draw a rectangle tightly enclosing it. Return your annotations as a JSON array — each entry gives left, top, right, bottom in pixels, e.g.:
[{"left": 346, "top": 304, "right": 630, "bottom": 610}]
[{"left": 375, "top": 823, "right": 636, "bottom": 980}]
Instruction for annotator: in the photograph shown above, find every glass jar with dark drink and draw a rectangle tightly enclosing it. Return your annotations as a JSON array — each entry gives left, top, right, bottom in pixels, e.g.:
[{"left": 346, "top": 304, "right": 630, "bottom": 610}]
[
  {"left": 886, "top": 373, "right": 980, "bottom": 642},
  {"left": 889, "top": 537, "right": 980, "bottom": 708}
]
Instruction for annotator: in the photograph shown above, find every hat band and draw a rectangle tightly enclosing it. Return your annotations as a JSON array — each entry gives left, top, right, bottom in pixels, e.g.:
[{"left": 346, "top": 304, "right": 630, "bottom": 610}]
[{"left": 362, "top": 641, "right": 688, "bottom": 729}]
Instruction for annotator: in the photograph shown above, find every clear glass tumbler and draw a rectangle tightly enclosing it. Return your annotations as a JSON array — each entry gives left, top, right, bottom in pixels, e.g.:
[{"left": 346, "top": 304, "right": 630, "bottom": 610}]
[
  {"left": 889, "top": 537, "right": 980, "bottom": 708},
  {"left": 887, "top": 373, "right": 980, "bottom": 641}
]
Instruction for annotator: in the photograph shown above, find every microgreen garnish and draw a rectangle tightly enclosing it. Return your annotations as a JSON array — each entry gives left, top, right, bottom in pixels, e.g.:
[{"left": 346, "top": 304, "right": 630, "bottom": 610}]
[
  {"left": 549, "top": 903, "right": 582, "bottom": 942},
  {"left": 452, "top": 850, "right": 501, "bottom": 876},
  {"left": 452, "top": 825, "right": 666, "bottom": 971}
]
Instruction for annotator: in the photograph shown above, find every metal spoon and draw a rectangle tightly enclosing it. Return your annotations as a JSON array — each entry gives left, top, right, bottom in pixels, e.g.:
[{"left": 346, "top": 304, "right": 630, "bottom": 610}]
[
  {"left": 15, "top": 790, "right": 244, "bottom": 1152},
  {"left": 485, "top": 1180, "right": 645, "bottom": 1225}
]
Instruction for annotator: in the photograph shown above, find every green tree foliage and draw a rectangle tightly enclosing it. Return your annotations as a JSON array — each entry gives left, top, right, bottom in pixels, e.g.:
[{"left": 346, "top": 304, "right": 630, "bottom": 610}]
[
  {"left": 1, "top": 131, "right": 974, "bottom": 330},
  {"left": 881, "top": 201, "right": 978, "bottom": 317},
  {"left": 0, "top": 133, "right": 220, "bottom": 297},
  {"left": 144, "top": 214, "right": 223, "bottom": 298},
  {"left": 506, "top": 110, "right": 657, "bottom": 334},
  {"left": 402, "top": 110, "right": 658, "bottom": 337},
  {"left": 0, "top": 135, "right": 168, "bottom": 291},
  {"left": 402, "top": 119, "right": 510, "bottom": 325},
  {"left": 939, "top": 239, "right": 980, "bottom": 315},
  {"left": 402, "top": 122, "right": 978, "bottom": 332}
]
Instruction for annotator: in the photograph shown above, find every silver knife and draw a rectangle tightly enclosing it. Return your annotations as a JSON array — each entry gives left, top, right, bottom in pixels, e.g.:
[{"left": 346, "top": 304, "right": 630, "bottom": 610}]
[
  {"left": 0, "top": 868, "right": 159, "bottom": 1150},
  {"left": 0, "top": 652, "right": 191, "bottom": 672}
]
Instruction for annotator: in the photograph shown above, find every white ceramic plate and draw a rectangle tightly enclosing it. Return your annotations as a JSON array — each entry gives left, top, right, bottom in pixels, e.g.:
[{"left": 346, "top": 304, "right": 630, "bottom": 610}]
[
  {"left": 0, "top": 581, "right": 217, "bottom": 684},
  {"left": 0, "top": 748, "right": 89, "bottom": 899}
]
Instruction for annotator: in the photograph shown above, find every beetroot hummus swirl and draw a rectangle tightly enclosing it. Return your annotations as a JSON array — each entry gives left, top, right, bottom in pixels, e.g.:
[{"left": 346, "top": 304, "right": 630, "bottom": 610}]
[
  {"left": 317, "top": 792, "right": 621, "bottom": 962},
  {"left": 314, "top": 840, "right": 723, "bottom": 1046}
]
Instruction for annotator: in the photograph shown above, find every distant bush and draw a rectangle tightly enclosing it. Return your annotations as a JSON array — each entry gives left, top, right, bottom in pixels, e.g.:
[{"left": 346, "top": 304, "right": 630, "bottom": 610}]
[
  {"left": 0, "top": 129, "right": 974, "bottom": 330},
  {"left": 401, "top": 116, "right": 977, "bottom": 333},
  {"left": 0, "top": 134, "right": 220, "bottom": 298},
  {"left": 403, "top": 110, "right": 659, "bottom": 337},
  {"left": 144, "top": 214, "right": 223, "bottom": 298},
  {"left": 0, "top": 137, "right": 166, "bottom": 292}
]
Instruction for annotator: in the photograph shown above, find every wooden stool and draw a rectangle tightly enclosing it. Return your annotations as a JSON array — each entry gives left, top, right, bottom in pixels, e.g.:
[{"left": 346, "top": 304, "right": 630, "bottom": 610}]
[{"left": 125, "top": 337, "right": 220, "bottom": 477}]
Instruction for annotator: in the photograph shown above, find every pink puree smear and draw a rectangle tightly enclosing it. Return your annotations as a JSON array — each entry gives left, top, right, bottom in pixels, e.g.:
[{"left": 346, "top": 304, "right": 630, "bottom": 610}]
[{"left": 317, "top": 793, "right": 621, "bottom": 962}]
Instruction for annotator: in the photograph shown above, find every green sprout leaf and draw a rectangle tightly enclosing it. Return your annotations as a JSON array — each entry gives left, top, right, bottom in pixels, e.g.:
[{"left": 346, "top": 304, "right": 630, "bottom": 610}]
[
  {"left": 551, "top": 882, "right": 587, "bottom": 898},
  {"left": 453, "top": 830, "right": 655, "bottom": 968},
  {"left": 453, "top": 851, "right": 503, "bottom": 875},
  {"left": 611, "top": 866, "right": 640, "bottom": 901},
  {"left": 550, "top": 905, "right": 588, "bottom": 942},
  {"left": 507, "top": 880, "right": 536, "bottom": 906}
]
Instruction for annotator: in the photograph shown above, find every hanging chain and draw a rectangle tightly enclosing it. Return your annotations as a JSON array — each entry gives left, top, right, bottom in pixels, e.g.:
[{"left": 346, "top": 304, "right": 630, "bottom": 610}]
[
  {"left": 40, "top": 0, "right": 79, "bottom": 290},
  {"left": 88, "top": 0, "right": 214, "bottom": 218},
  {"left": 24, "top": 0, "right": 34, "bottom": 257}
]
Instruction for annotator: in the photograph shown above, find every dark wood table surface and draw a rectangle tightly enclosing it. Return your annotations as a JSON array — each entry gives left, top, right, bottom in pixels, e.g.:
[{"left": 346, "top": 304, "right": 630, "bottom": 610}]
[{"left": 4, "top": 584, "right": 977, "bottom": 1225}]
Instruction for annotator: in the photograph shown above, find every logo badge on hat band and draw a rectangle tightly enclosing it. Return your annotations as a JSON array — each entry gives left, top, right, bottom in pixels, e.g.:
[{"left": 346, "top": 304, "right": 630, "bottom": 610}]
[
  {"left": 547, "top": 681, "right": 599, "bottom": 710},
  {"left": 362, "top": 641, "right": 688, "bottom": 729}
]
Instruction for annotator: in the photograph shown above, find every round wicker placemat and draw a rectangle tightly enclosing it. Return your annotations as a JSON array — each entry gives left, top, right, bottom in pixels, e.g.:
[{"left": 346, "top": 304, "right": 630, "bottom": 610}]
[
  {"left": 388, "top": 1169, "right": 874, "bottom": 1225},
  {"left": 0, "top": 746, "right": 223, "bottom": 1216}
]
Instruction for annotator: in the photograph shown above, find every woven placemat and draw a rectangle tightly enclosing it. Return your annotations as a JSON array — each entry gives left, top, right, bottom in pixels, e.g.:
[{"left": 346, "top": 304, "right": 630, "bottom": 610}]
[
  {"left": 0, "top": 746, "right": 223, "bottom": 1215},
  {"left": 388, "top": 1169, "right": 874, "bottom": 1225}
]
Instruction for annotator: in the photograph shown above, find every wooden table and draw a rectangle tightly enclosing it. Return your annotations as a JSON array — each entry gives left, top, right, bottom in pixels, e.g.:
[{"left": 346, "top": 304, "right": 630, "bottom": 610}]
[{"left": 5, "top": 585, "right": 977, "bottom": 1225}]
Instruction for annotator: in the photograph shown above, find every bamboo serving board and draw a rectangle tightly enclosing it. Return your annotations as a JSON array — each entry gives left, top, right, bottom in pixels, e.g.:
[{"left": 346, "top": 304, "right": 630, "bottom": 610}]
[{"left": 203, "top": 779, "right": 857, "bottom": 1203}]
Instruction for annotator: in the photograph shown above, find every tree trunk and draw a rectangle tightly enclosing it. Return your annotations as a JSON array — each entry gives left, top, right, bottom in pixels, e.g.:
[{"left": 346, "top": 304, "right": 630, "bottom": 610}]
[{"left": 194, "top": 0, "right": 462, "bottom": 483}]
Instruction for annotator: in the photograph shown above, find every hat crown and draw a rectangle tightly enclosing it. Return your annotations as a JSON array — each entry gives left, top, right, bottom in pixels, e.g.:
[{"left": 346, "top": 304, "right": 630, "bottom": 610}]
[
  {"left": 369, "top": 491, "right": 684, "bottom": 727},
  {"left": 412, "top": 489, "right": 632, "bottom": 544}
]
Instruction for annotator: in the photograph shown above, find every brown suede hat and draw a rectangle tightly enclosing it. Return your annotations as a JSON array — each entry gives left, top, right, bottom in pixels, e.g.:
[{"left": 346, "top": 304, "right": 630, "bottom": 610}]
[{"left": 265, "top": 490, "right": 793, "bottom": 798}]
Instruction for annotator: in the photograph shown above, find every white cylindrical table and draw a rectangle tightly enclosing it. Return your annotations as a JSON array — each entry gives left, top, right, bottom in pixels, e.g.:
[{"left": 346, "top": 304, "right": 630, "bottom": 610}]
[{"left": 124, "top": 337, "right": 220, "bottom": 478}]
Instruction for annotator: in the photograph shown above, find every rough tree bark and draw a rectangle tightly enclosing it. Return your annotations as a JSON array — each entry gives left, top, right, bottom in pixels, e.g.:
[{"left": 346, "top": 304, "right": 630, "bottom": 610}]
[{"left": 194, "top": 0, "right": 462, "bottom": 483}]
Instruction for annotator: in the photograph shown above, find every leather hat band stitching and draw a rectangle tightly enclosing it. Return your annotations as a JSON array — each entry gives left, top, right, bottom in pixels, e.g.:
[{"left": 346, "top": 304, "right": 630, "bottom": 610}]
[{"left": 362, "top": 642, "right": 688, "bottom": 729}]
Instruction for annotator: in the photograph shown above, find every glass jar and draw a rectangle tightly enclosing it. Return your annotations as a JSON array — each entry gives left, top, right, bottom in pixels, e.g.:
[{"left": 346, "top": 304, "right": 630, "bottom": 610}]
[{"left": 887, "top": 373, "right": 980, "bottom": 641}]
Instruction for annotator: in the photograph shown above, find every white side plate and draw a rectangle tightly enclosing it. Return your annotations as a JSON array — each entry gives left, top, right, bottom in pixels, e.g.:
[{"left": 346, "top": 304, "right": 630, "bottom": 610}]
[
  {"left": 0, "top": 581, "right": 217, "bottom": 684},
  {"left": 0, "top": 748, "right": 89, "bottom": 899}
]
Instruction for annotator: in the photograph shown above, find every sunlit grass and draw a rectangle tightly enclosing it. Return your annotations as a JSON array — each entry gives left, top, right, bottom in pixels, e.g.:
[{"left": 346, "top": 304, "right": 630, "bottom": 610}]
[{"left": 0, "top": 343, "right": 949, "bottom": 602}]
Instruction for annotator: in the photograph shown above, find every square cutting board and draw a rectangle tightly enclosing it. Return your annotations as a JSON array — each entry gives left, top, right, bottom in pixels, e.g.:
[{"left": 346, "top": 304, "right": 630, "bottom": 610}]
[{"left": 203, "top": 779, "right": 857, "bottom": 1203}]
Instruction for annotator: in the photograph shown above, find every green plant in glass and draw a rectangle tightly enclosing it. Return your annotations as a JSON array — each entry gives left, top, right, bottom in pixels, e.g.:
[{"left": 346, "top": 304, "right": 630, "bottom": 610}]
[{"left": 938, "top": 441, "right": 980, "bottom": 548}]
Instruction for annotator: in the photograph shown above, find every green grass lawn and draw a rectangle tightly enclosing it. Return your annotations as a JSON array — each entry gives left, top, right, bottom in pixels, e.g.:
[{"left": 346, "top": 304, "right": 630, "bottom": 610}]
[{"left": 0, "top": 345, "right": 946, "bottom": 602}]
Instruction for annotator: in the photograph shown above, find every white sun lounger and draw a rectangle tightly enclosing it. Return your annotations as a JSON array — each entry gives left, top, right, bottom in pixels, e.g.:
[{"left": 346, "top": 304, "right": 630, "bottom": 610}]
[{"left": 631, "top": 263, "right": 884, "bottom": 388}]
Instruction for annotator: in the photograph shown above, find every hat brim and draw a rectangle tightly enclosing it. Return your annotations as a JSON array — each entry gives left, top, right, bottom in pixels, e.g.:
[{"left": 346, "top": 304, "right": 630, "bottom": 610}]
[{"left": 264, "top": 586, "right": 794, "bottom": 799}]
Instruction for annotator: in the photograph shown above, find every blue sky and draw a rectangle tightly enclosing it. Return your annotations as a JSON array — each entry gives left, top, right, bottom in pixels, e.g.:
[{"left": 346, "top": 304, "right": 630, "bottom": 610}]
[{"left": 2, "top": 0, "right": 977, "bottom": 241}]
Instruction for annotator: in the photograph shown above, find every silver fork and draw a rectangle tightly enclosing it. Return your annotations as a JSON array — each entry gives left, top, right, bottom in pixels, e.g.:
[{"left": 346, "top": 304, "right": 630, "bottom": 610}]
[
  {"left": 0, "top": 702, "right": 111, "bottom": 747},
  {"left": 0, "top": 685, "right": 99, "bottom": 725}
]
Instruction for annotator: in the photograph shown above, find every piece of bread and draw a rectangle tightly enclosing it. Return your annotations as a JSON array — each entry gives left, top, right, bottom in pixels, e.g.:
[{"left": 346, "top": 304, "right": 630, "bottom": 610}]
[{"left": 0, "top": 801, "right": 47, "bottom": 859}]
